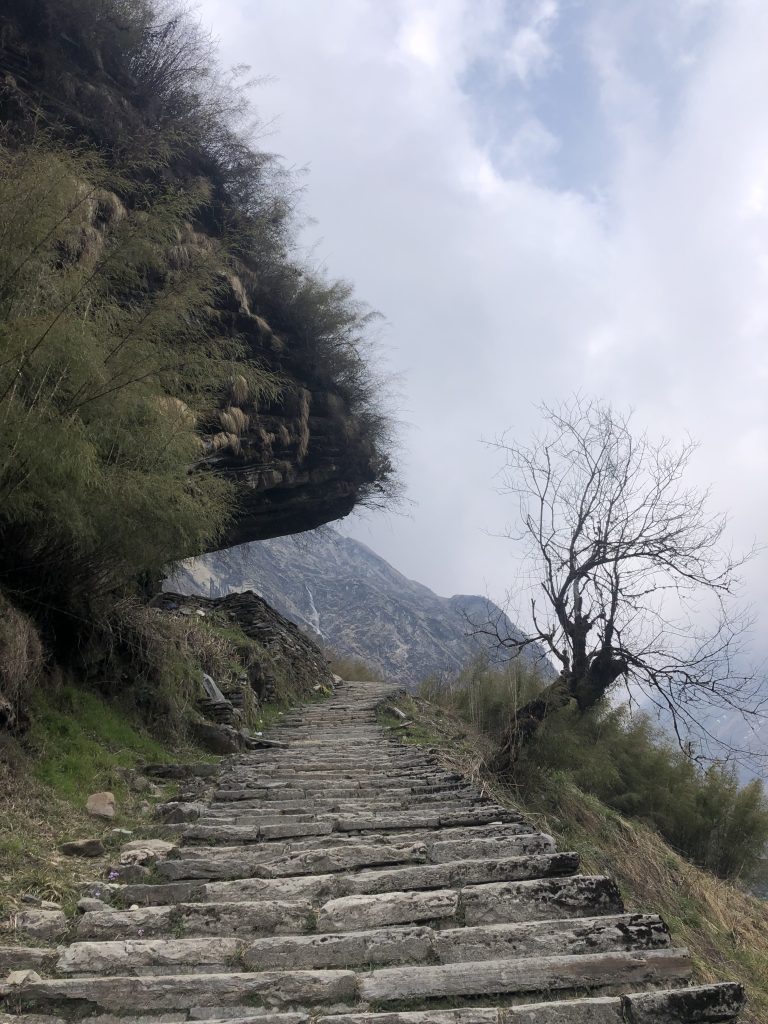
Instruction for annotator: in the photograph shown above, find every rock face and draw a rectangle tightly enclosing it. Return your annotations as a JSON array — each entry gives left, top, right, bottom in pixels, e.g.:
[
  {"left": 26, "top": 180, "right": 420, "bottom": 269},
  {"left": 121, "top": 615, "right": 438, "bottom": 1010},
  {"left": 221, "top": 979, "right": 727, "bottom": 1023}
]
[
  {"left": 0, "top": 682, "right": 745, "bottom": 1021},
  {"left": 154, "top": 590, "right": 334, "bottom": 700},
  {"left": 166, "top": 529, "right": 553, "bottom": 686}
]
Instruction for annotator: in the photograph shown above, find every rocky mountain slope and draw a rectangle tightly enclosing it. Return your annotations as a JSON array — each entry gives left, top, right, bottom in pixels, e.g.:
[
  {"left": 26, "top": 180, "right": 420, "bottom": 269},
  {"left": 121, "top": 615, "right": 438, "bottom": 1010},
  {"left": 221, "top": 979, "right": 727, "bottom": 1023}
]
[{"left": 165, "top": 529, "right": 552, "bottom": 686}]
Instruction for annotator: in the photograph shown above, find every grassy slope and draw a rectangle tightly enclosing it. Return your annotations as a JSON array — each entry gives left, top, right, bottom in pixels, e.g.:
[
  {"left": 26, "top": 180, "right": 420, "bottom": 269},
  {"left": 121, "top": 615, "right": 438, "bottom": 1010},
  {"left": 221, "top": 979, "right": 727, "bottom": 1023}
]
[
  {"left": 382, "top": 695, "right": 768, "bottom": 1024},
  {"left": 0, "top": 685, "right": 216, "bottom": 925}
]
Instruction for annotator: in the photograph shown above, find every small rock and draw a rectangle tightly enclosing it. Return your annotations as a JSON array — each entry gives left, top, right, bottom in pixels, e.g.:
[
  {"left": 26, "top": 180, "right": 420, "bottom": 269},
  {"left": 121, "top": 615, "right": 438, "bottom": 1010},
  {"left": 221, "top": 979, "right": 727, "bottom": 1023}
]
[
  {"left": 86, "top": 791, "right": 115, "bottom": 820},
  {"left": 40, "top": 900, "right": 61, "bottom": 911},
  {"left": 77, "top": 897, "right": 112, "bottom": 914},
  {"left": 15, "top": 909, "right": 68, "bottom": 941},
  {"left": 119, "top": 839, "right": 175, "bottom": 866},
  {"left": 20, "top": 894, "right": 41, "bottom": 906},
  {"left": 129, "top": 903, "right": 140, "bottom": 911},
  {"left": 110, "top": 828, "right": 133, "bottom": 837},
  {"left": 60, "top": 838, "right": 105, "bottom": 858},
  {"left": 6, "top": 969, "right": 42, "bottom": 986}
]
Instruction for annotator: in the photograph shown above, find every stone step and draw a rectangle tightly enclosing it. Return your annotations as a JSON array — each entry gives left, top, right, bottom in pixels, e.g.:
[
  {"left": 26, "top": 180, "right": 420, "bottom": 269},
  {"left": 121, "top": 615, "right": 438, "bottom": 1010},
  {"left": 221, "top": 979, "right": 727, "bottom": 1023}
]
[
  {"left": 157, "top": 833, "right": 556, "bottom": 882},
  {"left": 54, "top": 913, "right": 670, "bottom": 976},
  {"left": 75, "top": 901, "right": 315, "bottom": 940},
  {"left": 312, "top": 983, "right": 745, "bottom": 1024},
  {"left": 110, "top": 852, "right": 580, "bottom": 907},
  {"left": 355, "top": 948, "right": 692, "bottom": 1004},
  {"left": 172, "top": 821, "right": 539, "bottom": 857},
  {"left": 0, "top": 950, "right": 693, "bottom": 1015},
  {"left": 0, "top": 969, "right": 358, "bottom": 1015},
  {"left": 317, "top": 875, "right": 623, "bottom": 931}
]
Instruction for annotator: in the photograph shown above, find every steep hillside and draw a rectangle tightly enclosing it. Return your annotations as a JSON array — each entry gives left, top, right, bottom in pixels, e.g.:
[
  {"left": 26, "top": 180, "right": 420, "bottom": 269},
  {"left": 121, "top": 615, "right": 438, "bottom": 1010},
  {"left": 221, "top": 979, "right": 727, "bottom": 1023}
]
[
  {"left": 0, "top": 0, "right": 395, "bottom": 562},
  {"left": 166, "top": 529, "right": 552, "bottom": 685}
]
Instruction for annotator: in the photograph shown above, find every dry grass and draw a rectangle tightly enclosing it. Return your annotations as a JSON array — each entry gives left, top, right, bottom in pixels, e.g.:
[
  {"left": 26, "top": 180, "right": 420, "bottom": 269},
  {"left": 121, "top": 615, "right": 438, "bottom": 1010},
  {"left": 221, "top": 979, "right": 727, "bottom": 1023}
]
[{"left": 385, "top": 695, "right": 768, "bottom": 1024}]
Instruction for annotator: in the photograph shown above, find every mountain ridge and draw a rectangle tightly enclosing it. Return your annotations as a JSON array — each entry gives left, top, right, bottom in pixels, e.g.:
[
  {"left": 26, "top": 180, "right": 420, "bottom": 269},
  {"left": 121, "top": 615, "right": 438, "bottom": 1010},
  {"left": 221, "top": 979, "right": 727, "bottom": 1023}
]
[{"left": 165, "top": 529, "right": 552, "bottom": 687}]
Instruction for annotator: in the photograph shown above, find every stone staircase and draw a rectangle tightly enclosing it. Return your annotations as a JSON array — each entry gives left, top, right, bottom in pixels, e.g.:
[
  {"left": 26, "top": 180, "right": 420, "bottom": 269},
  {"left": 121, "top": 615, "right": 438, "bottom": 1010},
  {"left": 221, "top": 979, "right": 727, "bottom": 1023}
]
[{"left": 0, "top": 681, "right": 746, "bottom": 1023}]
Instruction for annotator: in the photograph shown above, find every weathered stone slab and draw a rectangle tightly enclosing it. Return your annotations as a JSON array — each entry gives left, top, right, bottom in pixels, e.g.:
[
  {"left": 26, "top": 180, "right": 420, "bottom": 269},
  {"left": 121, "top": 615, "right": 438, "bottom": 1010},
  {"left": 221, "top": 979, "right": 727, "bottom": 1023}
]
[
  {"left": 356, "top": 948, "right": 692, "bottom": 1002},
  {"left": 241, "top": 926, "right": 433, "bottom": 971},
  {"left": 343, "top": 852, "right": 580, "bottom": 896},
  {"left": 460, "top": 876, "right": 624, "bottom": 925},
  {"left": 432, "top": 914, "right": 670, "bottom": 963},
  {"left": 0, "top": 969, "right": 357, "bottom": 1013},
  {"left": 75, "top": 901, "right": 314, "bottom": 940},
  {"left": 621, "top": 982, "right": 745, "bottom": 1022},
  {"left": 318, "top": 890, "right": 459, "bottom": 931}
]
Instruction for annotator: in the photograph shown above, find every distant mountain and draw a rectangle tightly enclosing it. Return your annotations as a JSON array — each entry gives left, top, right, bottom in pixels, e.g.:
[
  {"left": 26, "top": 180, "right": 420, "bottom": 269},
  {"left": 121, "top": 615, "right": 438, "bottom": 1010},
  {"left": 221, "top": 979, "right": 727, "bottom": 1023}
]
[{"left": 165, "top": 529, "right": 553, "bottom": 687}]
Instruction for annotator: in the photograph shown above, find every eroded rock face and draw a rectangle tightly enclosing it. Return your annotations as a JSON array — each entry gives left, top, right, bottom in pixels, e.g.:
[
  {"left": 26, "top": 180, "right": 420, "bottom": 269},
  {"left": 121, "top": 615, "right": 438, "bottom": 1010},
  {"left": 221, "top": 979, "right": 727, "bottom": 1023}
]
[
  {"left": 153, "top": 591, "right": 334, "bottom": 702},
  {"left": 197, "top": 312, "right": 386, "bottom": 547}
]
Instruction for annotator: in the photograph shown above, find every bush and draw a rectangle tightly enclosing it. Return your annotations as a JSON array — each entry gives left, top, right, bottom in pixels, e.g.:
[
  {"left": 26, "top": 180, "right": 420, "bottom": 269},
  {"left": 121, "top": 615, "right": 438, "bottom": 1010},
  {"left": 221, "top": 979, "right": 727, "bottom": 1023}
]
[{"left": 426, "top": 658, "right": 768, "bottom": 882}]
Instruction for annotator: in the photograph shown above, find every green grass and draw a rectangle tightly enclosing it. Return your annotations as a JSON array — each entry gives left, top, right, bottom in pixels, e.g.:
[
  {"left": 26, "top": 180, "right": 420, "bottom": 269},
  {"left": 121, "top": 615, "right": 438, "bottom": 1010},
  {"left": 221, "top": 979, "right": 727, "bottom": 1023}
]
[
  {"left": 28, "top": 686, "right": 171, "bottom": 802},
  {"left": 0, "top": 683, "right": 216, "bottom": 925}
]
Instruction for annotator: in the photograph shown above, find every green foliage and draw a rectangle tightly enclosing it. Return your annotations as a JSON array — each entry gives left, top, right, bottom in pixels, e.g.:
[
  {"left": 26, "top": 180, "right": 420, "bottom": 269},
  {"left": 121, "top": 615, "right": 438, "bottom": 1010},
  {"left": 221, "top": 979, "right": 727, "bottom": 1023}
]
[
  {"left": 0, "top": 140, "right": 251, "bottom": 610},
  {"left": 27, "top": 684, "right": 169, "bottom": 802},
  {"left": 426, "top": 658, "right": 768, "bottom": 882}
]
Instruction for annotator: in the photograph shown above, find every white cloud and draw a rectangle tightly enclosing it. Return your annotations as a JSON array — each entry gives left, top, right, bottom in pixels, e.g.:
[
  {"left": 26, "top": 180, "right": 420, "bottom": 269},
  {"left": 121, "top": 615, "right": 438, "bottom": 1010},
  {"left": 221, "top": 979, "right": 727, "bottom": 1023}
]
[
  {"left": 502, "top": 0, "right": 559, "bottom": 85},
  {"left": 197, "top": 0, "right": 768, "bottom": 657}
]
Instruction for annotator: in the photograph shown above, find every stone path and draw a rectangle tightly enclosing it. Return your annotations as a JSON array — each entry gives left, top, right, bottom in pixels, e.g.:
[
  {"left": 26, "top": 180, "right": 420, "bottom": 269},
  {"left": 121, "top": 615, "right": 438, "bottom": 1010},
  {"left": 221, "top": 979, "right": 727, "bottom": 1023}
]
[{"left": 0, "top": 681, "right": 745, "bottom": 1022}]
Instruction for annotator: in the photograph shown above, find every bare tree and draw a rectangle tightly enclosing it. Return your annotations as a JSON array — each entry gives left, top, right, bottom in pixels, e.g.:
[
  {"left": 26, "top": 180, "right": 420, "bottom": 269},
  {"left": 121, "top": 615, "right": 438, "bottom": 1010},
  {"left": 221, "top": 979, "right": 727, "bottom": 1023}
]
[{"left": 483, "top": 396, "right": 763, "bottom": 768}]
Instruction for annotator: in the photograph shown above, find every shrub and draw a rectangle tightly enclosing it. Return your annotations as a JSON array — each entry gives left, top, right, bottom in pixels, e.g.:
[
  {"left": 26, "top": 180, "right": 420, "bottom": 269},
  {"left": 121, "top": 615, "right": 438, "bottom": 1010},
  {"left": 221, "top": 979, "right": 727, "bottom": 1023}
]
[
  {"left": 0, "top": 591, "right": 44, "bottom": 733},
  {"left": 427, "top": 658, "right": 768, "bottom": 882}
]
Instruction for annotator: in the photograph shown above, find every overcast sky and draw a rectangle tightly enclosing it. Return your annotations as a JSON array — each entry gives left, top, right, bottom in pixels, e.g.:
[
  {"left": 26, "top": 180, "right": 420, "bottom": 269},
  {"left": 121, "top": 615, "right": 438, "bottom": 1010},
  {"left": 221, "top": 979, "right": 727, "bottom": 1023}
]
[{"left": 198, "top": 0, "right": 768, "bottom": 647}]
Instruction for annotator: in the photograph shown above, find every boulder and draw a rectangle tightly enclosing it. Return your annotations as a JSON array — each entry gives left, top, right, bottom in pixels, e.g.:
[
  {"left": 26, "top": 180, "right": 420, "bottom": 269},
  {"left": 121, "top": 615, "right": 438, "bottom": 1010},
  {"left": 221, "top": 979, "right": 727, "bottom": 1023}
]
[
  {"left": 60, "top": 838, "right": 105, "bottom": 858},
  {"left": 15, "top": 909, "right": 68, "bottom": 941},
  {"left": 86, "top": 791, "right": 115, "bottom": 819},
  {"left": 190, "top": 720, "right": 246, "bottom": 754}
]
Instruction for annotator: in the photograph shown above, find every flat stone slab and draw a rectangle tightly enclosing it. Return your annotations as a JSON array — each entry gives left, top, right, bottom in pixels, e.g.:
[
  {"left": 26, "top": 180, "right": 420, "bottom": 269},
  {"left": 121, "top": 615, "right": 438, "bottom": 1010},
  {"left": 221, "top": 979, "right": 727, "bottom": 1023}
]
[{"left": 356, "top": 948, "right": 692, "bottom": 1003}]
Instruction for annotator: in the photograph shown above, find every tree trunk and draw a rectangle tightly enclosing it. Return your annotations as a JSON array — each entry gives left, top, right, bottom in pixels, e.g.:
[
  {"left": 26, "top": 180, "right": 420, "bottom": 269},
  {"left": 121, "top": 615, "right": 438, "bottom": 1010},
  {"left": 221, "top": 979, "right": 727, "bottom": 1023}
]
[
  {"left": 491, "top": 675, "right": 572, "bottom": 775},
  {"left": 492, "top": 653, "right": 628, "bottom": 774}
]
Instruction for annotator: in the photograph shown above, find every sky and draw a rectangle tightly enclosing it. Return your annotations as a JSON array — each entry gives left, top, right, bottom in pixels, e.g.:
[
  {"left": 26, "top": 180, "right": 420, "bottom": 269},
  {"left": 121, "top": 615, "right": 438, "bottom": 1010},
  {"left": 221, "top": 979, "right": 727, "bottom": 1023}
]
[{"left": 197, "top": 0, "right": 768, "bottom": 650}]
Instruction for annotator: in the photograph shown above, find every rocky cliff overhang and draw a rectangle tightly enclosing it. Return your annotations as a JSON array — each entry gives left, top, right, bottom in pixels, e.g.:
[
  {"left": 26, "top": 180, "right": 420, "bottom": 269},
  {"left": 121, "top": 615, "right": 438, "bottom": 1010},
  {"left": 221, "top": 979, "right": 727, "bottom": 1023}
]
[{"left": 0, "top": 1, "right": 394, "bottom": 551}]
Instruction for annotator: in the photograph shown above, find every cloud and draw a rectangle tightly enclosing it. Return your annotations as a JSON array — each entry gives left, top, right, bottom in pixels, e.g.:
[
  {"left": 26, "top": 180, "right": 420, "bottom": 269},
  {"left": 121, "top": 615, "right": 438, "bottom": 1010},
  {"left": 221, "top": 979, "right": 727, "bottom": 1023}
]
[
  {"left": 197, "top": 0, "right": 768, "bottom": 659},
  {"left": 501, "top": 0, "right": 560, "bottom": 85}
]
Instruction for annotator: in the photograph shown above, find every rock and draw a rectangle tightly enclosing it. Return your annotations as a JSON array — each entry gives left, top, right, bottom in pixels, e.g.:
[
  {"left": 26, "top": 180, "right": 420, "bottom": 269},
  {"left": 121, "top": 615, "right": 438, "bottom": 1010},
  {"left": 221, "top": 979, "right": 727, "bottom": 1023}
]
[
  {"left": 5, "top": 969, "right": 42, "bottom": 986},
  {"left": 15, "top": 909, "right": 68, "bottom": 941},
  {"left": 156, "top": 801, "right": 206, "bottom": 824},
  {"left": 60, "top": 838, "right": 105, "bottom": 858},
  {"left": 110, "top": 828, "right": 133, "bottom": 837},
  {"left": 191, "top": 721, "right": 245, "bottom": 754},
  {"left": 107, "top": 863, "right": 150, "bottom": 883},
  {"left": 86, "top": 791, "right": 115, "bottom": 819},
  {"left": 143, "top": 762, "right": 219, "bottom": 780},
  {"left": 119, "top": 839, "right": 175, "bottom": 866},
  {"left": 77, "top": 897, "right": 112, "bottom": 914},
  {"left": 40, "top": 900, "right": 61, "bottom": 911}
]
